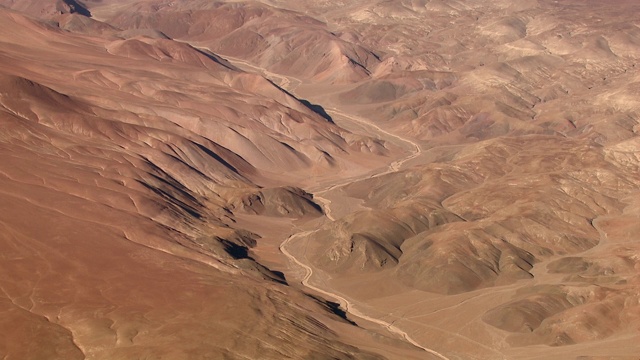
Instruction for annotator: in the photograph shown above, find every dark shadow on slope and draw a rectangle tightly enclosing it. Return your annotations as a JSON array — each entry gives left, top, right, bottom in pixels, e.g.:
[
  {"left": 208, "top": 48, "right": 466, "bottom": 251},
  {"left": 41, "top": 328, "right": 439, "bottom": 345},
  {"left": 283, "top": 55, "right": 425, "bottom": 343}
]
[
  {"left": 271, "top": 270, "right": 286, "bottom": 281},
  {"left": 307, "top": 294, "right": 357, "bottom": 326},
  {"left": 63, "top": 0, "right": 92, "bottom": 17},
  {"left": 193, "top": 142, "right": 240, "bottom": 175},
  {"left": 264, "top": 78, "right": 335, "bottom": 124},
  {"left": 299, "top": 99, "right": 334, "bottom": 124},
  {"left": 217, "top": 238, "right": 288, "bottom": 285},
  {"left": 220, "top": 239, "right": 249, "bottom": 259},
  {"left": 325, "top": 300, "right": 355, "bottom": 325},
  {"left": 138, "top": 180, "right": 203, "bottom": 219},
  {"left": 193, "top": 48, "right": 240, "bottom": 71}
]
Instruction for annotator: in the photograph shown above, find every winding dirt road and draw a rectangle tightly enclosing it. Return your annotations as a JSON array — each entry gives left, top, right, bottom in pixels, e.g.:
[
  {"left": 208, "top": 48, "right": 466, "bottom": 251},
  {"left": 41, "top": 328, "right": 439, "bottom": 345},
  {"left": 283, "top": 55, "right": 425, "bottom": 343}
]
[
  {"left": 220, "top": 52, "right": 449, "bottom": 359},
  {"left": 325, "top": 107, "right": 422, "bottom": 174},
  {"left": 278, "top": 124, "right": 450, "bottom": 359},
  {"left": 280, "top": 231, "right": 450, "bottom": 360},
  {"left": 277, "top": 91, "right": 451, "bottom": 360}
]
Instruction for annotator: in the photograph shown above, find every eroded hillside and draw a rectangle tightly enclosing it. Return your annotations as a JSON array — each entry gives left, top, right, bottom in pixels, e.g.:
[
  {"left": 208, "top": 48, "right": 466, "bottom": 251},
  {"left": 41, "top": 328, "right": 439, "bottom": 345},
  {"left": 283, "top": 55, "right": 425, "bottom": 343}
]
[{"left": 1, "top": 0, "right": 639, "bottom": 359}]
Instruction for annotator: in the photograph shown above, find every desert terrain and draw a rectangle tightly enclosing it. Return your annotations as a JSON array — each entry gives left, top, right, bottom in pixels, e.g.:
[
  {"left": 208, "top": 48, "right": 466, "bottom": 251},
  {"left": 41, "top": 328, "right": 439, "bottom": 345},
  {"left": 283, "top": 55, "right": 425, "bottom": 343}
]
[{"left": 0, "top": 0, "right": 639, "bottom": 359}]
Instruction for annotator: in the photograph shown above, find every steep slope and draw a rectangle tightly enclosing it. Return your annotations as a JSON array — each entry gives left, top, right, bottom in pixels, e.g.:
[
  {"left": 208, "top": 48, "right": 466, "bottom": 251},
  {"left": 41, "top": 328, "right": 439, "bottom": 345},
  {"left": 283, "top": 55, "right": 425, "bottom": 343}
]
[
  {"left": 241, "top": 0, "right": 640, "bottom": 357},
  {"left": 0, "top": 7, "right": 415, "bottom": 360},
  {"left": 90, "top": 0, "right": 381, "bottom": 85},
  {"left": 2, "top": 0, "right": 640, "bottom": 359}
]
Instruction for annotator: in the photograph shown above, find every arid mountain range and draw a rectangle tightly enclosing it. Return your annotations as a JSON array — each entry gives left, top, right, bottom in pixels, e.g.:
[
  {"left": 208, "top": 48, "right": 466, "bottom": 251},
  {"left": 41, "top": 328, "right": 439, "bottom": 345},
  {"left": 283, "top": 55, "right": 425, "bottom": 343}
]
[{"left": 1, "top": 0, "right": 639, "bottom": 359}]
